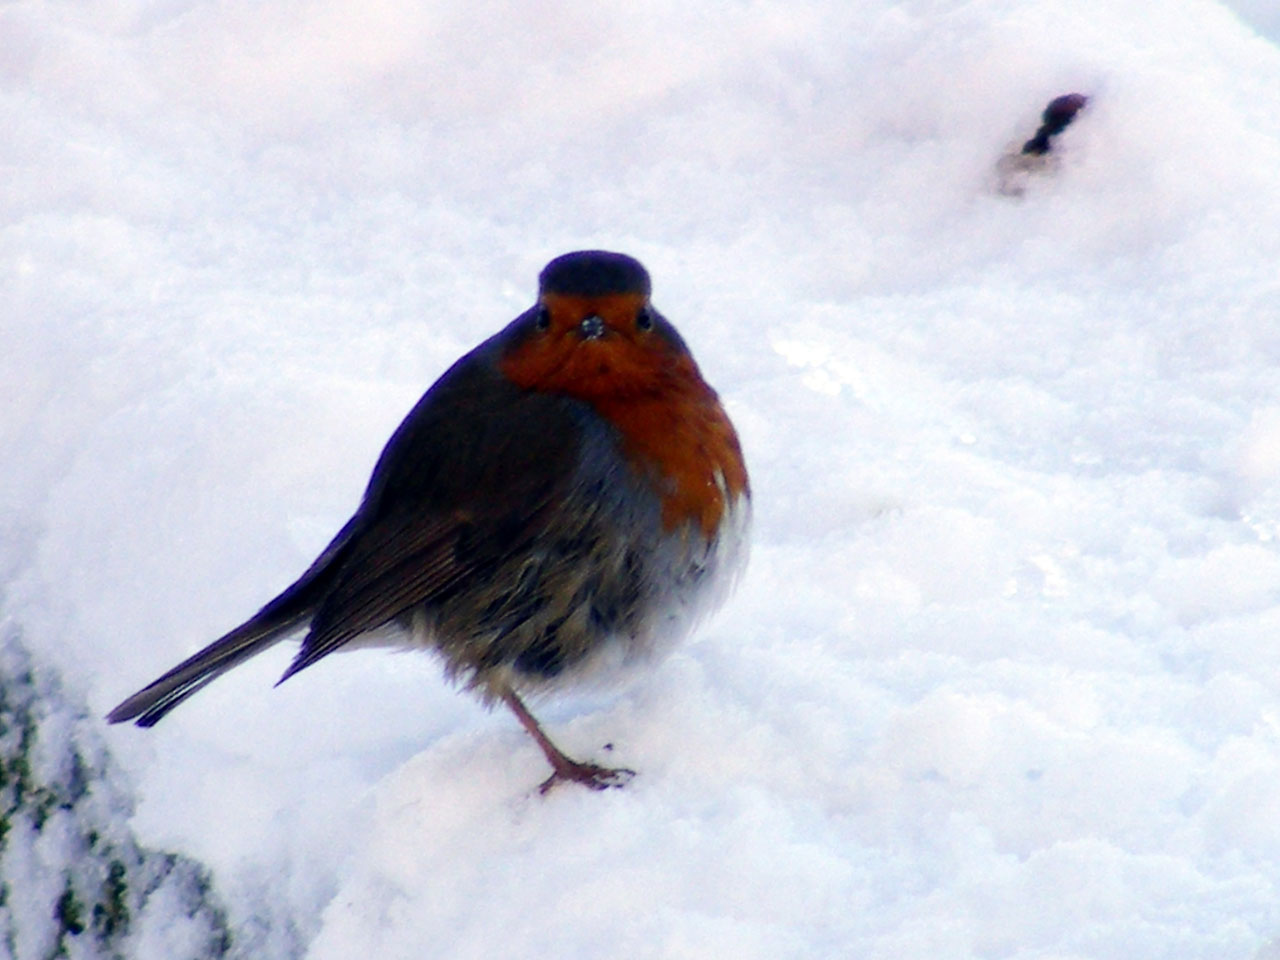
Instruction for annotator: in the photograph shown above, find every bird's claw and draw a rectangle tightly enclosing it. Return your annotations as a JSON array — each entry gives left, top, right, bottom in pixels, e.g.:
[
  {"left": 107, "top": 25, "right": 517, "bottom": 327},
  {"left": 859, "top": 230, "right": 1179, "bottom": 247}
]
[{"left": 538, "top": 759, "right": 636, "bottom": 794}]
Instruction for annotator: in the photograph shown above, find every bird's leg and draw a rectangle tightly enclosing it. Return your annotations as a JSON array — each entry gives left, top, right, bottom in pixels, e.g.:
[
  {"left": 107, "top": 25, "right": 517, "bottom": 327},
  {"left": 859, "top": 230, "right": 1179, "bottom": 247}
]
[{"left": 499, "top": 687, "right": 635, "bottom": 794}]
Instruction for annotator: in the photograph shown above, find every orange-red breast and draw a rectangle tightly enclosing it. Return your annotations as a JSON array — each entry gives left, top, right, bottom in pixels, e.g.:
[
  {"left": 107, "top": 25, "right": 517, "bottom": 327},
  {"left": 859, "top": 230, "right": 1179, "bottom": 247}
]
[{"left": 108, "top": 250, "right": 750, "bottom": 792}]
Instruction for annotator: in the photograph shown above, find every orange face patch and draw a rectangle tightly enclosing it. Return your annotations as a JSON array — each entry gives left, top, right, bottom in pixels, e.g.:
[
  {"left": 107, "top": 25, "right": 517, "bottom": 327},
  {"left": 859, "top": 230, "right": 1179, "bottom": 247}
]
[
  {"left": 500, "top": 292, "right": 656, "bottom": 400},
  {"left": 500, "top": 293, "right": 748, "bottom": 538}
]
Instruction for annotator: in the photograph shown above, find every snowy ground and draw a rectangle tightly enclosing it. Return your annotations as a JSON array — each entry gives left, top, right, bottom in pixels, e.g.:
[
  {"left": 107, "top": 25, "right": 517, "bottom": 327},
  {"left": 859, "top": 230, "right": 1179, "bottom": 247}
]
[{"left": 5, "top": 1, "right": 1280, "bottom": 957}]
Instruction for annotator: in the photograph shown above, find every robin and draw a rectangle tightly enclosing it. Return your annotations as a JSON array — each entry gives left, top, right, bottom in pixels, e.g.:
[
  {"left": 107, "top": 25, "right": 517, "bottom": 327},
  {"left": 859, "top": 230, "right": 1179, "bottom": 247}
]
[{"left": 108, "top": 250, "right": 750, "bottom": 793}]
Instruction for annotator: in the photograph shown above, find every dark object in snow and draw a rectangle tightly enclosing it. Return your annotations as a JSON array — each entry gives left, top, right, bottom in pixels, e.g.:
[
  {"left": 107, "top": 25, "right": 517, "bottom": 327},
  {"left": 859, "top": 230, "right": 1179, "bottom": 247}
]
[
  {"left": 996, "top": 92, "right": 1091, "bottom": 196},
  {"left": 1021, "top": 93, "right": 1089, "bottom": 156},
  {"left": 107, "top": 251, "right": 750, "bottom": 796}
]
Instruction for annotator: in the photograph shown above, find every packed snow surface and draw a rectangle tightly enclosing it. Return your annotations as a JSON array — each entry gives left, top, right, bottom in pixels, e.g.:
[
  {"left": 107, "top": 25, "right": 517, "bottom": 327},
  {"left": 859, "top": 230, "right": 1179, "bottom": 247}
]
[{"left": 4, "top": 1, "right": 1280, "bottom": 957}]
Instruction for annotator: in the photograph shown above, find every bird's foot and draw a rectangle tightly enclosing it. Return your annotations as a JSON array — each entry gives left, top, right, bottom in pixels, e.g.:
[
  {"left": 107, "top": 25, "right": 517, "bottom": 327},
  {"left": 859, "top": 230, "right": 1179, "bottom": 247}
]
[{"left": 538, "top": 758, "right": 636, "bottom": 794}]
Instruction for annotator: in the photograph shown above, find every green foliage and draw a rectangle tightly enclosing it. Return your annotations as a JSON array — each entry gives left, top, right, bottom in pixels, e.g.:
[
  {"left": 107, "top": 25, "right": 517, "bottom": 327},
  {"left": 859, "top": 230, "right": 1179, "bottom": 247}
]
[{"left": 0, "top": 636, "right": 233, "bottom": 958}]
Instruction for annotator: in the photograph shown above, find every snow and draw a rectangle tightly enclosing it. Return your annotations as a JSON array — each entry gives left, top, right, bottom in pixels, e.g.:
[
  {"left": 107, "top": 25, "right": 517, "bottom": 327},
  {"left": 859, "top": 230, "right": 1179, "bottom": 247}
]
[{"left": 4, "top": 0, "right": 1280, "bottom": 957}]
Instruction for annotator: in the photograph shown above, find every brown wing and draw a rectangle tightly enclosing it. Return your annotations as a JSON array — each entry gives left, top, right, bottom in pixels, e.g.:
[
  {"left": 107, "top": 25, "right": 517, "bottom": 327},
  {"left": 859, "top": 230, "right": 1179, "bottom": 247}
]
[{"left": 278, "top": 346, "right": 584, "bottom": 681}]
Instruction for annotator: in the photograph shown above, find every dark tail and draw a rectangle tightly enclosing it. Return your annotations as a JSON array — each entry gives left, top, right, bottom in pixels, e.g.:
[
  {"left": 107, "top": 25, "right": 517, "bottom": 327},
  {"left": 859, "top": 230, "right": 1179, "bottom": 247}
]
[
  {"left": 109, "top": 514, "right": 366, "bottom": 727},
  {"left": 107, "top": 606, "right": 310, "bottom": 727}
]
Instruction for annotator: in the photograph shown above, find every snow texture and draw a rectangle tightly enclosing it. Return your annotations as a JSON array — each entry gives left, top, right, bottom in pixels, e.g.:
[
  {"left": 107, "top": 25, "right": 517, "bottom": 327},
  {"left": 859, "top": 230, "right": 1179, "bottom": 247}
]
[{"left": 3, "top": 0, "right": 1280, "bottom": 957}]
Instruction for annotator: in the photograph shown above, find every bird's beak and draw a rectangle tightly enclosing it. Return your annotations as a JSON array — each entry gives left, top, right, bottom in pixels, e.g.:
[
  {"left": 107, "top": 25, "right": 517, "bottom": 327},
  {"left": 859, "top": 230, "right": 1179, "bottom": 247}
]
[{"left": 578, "top": 315, "right": 605, "bottom": 340}]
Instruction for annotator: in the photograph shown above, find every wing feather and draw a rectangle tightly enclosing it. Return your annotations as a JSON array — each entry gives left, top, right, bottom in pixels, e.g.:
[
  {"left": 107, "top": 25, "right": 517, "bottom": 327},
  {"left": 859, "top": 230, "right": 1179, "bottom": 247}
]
[{"left": 278, "top": 353, "right": 585, "bottom": 681}]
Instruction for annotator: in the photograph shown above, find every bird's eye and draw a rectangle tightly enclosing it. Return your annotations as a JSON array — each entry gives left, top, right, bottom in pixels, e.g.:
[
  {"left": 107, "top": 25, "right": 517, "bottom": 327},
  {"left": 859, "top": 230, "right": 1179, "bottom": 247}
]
[
  {"left": 534, "top": 306, "right": 551, "bottom": 331},
  {"left": 636, "top": 308, "right": 654, "bottom": 332}
]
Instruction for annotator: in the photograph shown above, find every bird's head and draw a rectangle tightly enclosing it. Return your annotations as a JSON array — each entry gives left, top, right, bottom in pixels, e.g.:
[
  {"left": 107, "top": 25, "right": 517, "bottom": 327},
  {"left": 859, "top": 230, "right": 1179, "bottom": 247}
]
[
  {"left": 498, "top": 250, "right": 748, "bottom": 536},
  {"left": 499, "top": 251, "right": 693, "bottom": 401}
]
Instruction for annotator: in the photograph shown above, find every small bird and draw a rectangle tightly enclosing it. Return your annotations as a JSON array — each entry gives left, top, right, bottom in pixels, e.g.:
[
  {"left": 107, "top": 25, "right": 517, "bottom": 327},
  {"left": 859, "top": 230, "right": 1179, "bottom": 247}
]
[{"left": 108, "top": 251, "right": 750, "bottom": 793}]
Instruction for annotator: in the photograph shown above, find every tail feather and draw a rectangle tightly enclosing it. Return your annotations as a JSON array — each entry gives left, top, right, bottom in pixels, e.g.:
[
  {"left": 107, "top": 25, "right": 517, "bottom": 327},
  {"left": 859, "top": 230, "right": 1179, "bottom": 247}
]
[
  {"left": 107, "top": 608, "right": 309, "bottom": 727},
  {"left": 109, "top": 512, "right": 365, "bottom": 726}
]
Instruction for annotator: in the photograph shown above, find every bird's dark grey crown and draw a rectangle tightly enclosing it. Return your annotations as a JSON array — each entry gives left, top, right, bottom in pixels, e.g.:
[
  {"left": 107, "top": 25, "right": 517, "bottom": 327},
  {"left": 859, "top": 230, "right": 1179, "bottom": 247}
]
[{"left": 539, "top": 251, "right": 651, "bottom": 298}]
